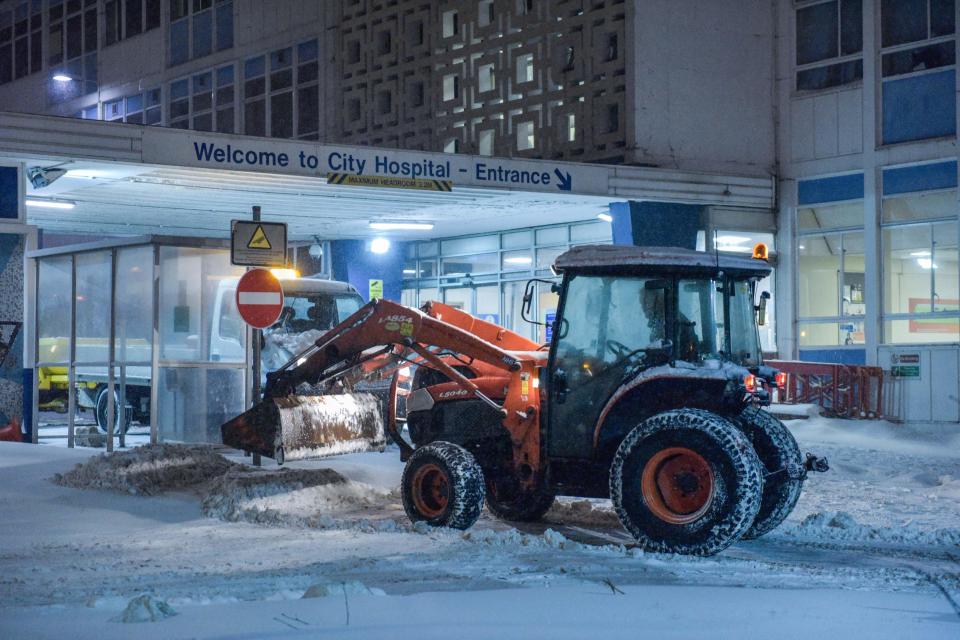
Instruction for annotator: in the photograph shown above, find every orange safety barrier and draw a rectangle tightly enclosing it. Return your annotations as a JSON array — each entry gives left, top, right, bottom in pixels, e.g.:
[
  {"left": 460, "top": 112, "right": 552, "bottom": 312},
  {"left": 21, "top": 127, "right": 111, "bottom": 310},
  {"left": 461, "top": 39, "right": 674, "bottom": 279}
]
[{"left": 767, "top": 360, "right": 885, "bottom": 419}]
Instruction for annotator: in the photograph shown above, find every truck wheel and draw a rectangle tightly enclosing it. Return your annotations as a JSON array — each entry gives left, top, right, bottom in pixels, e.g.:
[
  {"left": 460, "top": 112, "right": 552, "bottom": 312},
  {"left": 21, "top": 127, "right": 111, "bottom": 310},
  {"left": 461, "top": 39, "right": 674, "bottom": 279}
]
[
  {"left": 95, "top": 386, "right": 130, "bottom": 436},
  {"left": 610, "top": 409, "right": 763, "bottom": 556},
  {"left": 733, "top": 406, "right": 805, "bottom": 539},
  {"left": 402, "top": 441, "right": 485, "bottom": 530},
  {"left": 485, "top": 475, "right": 556, "bottom": 522}
]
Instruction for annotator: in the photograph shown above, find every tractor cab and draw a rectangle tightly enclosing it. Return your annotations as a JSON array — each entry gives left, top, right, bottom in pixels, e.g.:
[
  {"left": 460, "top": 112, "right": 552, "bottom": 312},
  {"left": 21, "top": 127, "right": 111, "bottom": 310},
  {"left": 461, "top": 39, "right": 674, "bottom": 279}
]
[{"left": 531, "top": 245, "right": 776, "bottom": 467}]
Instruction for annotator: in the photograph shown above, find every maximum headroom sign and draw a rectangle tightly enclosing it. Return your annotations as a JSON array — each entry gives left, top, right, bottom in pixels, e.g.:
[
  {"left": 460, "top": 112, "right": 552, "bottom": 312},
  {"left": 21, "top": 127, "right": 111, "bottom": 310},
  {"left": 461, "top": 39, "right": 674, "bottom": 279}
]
[
  {"left": 231, "top": 220, "right": 287, "bottom": 267},
  {"left": 141, "top": 129, "right": 610, "bottom": 196}
]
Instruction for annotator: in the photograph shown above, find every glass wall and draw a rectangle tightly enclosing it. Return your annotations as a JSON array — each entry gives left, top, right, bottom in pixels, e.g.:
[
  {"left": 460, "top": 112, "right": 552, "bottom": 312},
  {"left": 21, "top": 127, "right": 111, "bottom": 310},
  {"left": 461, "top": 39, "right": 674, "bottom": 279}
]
[
  {"left": 882, "top": 183, "right": 959, "bottom": 344},
  {"left": 402, "top": 220, "right": 611, "bottom": 341}
]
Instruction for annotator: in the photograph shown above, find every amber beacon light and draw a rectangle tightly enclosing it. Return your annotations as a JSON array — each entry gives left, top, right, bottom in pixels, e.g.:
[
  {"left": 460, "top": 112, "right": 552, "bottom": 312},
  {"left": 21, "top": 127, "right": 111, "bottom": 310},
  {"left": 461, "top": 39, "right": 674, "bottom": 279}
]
[{"left": 752, "top": 243, "right": 769, "bottom": 261}]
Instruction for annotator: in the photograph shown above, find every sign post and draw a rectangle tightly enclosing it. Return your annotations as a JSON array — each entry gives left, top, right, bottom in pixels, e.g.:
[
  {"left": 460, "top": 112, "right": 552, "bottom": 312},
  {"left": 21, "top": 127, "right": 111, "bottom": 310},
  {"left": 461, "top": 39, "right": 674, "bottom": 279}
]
[{"left": 232, "top": 206, "right": 288, "bottom": 465}]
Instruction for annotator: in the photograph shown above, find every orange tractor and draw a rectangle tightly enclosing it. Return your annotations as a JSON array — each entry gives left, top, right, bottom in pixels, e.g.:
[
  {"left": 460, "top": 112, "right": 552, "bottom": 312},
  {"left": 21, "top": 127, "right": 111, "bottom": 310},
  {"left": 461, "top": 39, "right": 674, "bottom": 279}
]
[{"left": 222, "top": 245, "right": 827, "bottom": 555}]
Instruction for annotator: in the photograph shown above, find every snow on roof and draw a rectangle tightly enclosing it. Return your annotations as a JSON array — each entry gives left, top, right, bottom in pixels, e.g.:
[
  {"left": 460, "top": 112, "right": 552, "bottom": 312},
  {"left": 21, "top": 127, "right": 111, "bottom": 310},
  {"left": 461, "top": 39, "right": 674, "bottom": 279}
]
[{"left": 554, "top": 244, "right": 772, "bottom": 276}]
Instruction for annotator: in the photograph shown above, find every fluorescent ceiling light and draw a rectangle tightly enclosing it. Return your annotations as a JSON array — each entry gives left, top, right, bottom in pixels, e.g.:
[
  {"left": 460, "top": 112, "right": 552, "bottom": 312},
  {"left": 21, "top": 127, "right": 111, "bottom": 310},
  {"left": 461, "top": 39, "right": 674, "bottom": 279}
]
[
  {"left": 910, "top": 250, "right": 932, "bottom": 257},
  {"left": 917, "top": 258, "right": 938, "bottom": 269},
  {"left": 402, "top": 269, "right": 418, "bottom": 275},
  {"left": 715, "top": 235, "right": 751, "bottom": 244},
  {"left": 52, "top": 74, "right": 72, "bottom": 82},
  {"left": 597, "top": 213, "right": 613, "bottom": 222},
  {"left": 370, "top": 238, "right": 391, "bottom": 254},
  {"left": 369, "top": 221, "right": 434, "bottom": 231},
  {"left": 25, "top": 199, "right": 75, "bottom": 210},
  {"left": 504, "top": 256, "right": 533, "bottom": 264}
]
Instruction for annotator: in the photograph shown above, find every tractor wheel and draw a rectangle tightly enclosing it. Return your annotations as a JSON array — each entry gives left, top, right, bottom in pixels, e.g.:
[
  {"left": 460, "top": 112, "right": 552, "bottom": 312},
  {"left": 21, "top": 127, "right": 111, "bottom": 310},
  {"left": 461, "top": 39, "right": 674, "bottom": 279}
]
[
  {"left": 610, "top": 409, "right": 763, "bottom": 556},
  {"left": 485, "top": 475, "right": 556, "bottom": 522},
  {"left": 734, "top": 406, "right": 805, "bottom": 539},
  {"left": 95, "top": 386, "right": 130, "bottom": 436},
  {"left": 401, "top": 441, "right": 485, "bottom": 530}
]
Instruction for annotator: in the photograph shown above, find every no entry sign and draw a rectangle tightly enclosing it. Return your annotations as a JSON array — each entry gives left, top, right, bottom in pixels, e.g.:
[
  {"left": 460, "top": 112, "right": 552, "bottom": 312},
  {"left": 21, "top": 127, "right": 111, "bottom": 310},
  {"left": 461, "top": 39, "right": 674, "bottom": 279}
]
[{"left": 236, "top": 268, "right": 284, "bottom": 329}]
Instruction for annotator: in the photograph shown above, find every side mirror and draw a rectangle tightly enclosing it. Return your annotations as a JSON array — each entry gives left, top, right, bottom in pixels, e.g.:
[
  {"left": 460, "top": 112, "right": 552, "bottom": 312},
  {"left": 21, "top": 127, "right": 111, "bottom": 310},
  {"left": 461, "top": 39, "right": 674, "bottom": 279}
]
[
  {"left": 756, "top": 291, "right": 771, "bottom": 326},
  {"left": 521, "top": 278, "right": 559, "bottom": 326}
]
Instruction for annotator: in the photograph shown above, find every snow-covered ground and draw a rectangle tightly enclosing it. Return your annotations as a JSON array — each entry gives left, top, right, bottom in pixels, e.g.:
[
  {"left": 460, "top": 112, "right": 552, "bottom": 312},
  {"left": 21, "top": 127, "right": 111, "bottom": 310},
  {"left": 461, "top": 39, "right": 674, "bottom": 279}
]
[{"left": 1, "top": 408, "right": 959, "bottom": 639}]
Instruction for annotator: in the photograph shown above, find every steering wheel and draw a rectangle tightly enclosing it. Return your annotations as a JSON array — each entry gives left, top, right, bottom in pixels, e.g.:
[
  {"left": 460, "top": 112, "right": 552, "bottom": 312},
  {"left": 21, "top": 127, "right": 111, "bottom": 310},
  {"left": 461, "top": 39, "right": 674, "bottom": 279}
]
[{"left": 606, "top": 339, "right": 634, "bottom": 360}]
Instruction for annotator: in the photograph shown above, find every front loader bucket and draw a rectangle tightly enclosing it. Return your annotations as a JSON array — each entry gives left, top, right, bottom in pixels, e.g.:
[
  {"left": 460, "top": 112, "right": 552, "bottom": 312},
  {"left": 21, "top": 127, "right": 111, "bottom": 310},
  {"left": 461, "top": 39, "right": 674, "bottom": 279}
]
[{"left": 220, "top": 393, "right": 386, "bottom": 464}]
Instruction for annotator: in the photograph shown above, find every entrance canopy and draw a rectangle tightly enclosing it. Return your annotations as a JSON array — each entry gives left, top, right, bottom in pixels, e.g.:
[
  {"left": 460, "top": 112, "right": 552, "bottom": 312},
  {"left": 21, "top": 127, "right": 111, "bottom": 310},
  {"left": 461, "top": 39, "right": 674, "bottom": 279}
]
[{"left": 0, "top": 111, "right": 774, "bottom": 240}]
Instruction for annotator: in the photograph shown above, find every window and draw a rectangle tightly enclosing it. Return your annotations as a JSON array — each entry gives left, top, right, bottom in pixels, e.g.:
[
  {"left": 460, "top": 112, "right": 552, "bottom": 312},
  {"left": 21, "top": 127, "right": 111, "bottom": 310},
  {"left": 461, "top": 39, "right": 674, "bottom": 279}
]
[
  {"left": 45, "top": 0, "right": 97, "bottom": 101},
  {"left": 565, "top": 113, "right": 576, "bottom": 142},
  {"left": 215, "top": 64, "right": 234, "bottom": 132},
  {"left": 478, "top": 129, "right": 494, "bottom": 156},
  {"left": 104, "top": 98, "right": 124, "bottom": 122},
  {"left": 442, "top": 74, "right": 458, "bottom": 101},
  {"left": 516, "top": 53, "right": 534, "bottom": 83},
  {"left": 443, "top": 138, "right": 459, "bottom": 153},
  {"left": 106, "top": 0, "right": 161, "bottom": 46},
  {"left": 169, "top": 77, "right": 189, "bottom": 128},
  {"left": 882, "top": 163, "right": 959, "bottom": 344},
  {"left": 169, "top": 0, "right": 232, "bottom": 66},
  {"left": 442, "top": 10, "right": 458, "bottom": 38},
  {"left": 606, "top": 104, "right": 619, "bottom": 133},
  {"left": 795, "top": 0, "right": 863, "bottom": 91},
  {"left": 144, "top": 87, "right": 161, "bottom": 124},
  {"left": 798, "top": 232, "right": 866, "bottom": 346},
  {"left": 296, "top": 40, "right": 320, "bottom": 139},
  {"left": 882, "top": 0, "right": 954, "bottom": 48},
  {"left": 516, "top": 121, "right": 534, "bottom": 150},
  {"left": 269, "top": 46, "right": 293, "bottom": 138},
  {"left": 243, "top": 55, "right": 265, "bottom": 136},
  {"left": 192, "top": 71, "right": 213, "bottom": 131},
  {"left": 478, "top": 0, "right": 494, "bottom": 27},
  {"left": 880, "top": 0, "right": 956, "bottom": 143},
  {"left": 478, "top": 63, "right": 495, "bottom": 93}
]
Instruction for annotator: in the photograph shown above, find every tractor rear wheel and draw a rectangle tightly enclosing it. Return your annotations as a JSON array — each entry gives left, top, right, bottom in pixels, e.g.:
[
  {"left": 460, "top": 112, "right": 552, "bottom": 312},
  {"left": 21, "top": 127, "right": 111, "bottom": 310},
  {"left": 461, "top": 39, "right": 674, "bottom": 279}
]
[
  {"left": 485, "top": 475, "right": 556, "bottom": 522},
  {"left": 401, "top": 441, "right": 485, "bottom": 530},
  {"left": 610, "top": 409, "right": 763, "bottom": 556},
  {"left": 734, "top": 406, "right": 805, "bottom": 539}
]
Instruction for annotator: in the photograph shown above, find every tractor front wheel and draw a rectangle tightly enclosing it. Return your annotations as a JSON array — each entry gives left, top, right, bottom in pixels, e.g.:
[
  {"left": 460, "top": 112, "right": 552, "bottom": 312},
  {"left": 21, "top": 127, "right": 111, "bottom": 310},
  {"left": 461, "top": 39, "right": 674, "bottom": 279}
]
[
  {"left": 610, "top": 409, "right": 763, "bottom": 556},
  {"left": 733, "top": 406, "right": 805, "bottom": 539},
  {"left": 401, "top": 441, "right": 485, "bottom": 530}
]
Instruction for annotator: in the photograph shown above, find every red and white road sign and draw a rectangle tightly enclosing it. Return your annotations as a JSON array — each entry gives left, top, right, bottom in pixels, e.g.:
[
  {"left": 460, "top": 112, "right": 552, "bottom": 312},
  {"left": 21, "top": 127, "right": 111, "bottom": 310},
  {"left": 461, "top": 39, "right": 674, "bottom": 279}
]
[{"left": 236, "top": 268, "right": 284, "bottom": 329}]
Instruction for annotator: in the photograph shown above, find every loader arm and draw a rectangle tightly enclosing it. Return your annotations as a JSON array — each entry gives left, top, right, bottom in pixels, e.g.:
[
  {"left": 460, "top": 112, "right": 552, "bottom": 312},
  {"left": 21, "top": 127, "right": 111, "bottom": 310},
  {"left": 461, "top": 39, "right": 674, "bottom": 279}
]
[{"left": 264, "top": 298, "right": 522, "bottom": 399}]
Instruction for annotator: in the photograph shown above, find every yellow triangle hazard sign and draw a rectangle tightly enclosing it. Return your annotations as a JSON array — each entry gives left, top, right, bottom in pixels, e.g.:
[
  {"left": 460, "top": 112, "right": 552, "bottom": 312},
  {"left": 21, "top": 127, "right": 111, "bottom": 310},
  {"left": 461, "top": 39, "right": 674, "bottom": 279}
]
[{"left": 247, "top": 225, "right": 271, "bottom": 250}]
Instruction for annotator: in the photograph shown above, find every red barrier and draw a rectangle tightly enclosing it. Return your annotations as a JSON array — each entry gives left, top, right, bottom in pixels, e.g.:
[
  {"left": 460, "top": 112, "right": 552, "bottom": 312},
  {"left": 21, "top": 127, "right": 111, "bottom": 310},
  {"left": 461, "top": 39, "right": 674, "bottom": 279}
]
[{"left": 767, "top": 360, "right": 885, "bottom": 419}]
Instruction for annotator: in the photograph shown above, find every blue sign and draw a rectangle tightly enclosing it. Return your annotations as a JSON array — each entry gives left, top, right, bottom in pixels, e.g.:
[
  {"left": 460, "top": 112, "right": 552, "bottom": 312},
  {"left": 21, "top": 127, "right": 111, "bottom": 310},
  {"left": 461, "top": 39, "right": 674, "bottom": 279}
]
[{"left": 544, "top": 311, "right": 556, "bottom": 343}]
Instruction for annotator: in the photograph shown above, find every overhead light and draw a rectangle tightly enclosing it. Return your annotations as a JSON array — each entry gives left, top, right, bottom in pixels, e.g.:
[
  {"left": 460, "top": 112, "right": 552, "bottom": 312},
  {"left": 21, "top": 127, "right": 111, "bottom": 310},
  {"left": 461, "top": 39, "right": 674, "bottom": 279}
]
[
  {"left": 369, "top": 221, "right": 434, "bottom": 231},
  {"left": 910, "top": 250, "right": 932, "bottom": 257},
  {"left": 917, "top": 258, "right": 938, "bottom": 269},
  {"left": 504, "top": 256, "right": 533, "bottom": 264},
  {"left": 370, "top": 238, "right": 391, "bottom": 254},
  {"left": 402, "top": 268, "right": 418, "bottom": 275},
  {"left": 798, "top": 245, "right": 805, "bottom": 250},
  {"left": 25, "top": 199, "right": 75, "bottom": 210},
  {"left": 52, "top": 74, "right": 73, "bottom": 82},
  {"left": 715, "top": 235, "right": 752, "bottom": 244},
  {"left": 597, "top": 212, "right": 613, "bottom": 223}
]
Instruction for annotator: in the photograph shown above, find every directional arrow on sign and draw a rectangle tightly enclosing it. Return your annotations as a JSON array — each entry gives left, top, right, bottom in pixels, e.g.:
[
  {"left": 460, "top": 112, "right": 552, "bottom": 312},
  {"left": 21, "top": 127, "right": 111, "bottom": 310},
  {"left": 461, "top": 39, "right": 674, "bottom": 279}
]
[{"left": 554, "top": 169, "right": 572, "bottom": 191}]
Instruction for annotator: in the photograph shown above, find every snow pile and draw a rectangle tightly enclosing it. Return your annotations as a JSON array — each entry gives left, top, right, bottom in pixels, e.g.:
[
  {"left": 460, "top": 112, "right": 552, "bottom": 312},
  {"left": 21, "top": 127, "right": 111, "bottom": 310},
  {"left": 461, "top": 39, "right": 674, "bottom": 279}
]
[
  {"left": 52, "top": 444, "right": 241, "bottom": 495},
  {"left": 546, "top": 498, "right": 621, "bottom": 528},
  {"left": 200, "top": 466, "right": 399, "bottom": 529},
  {"left": 302, "top": 580, "right": 381, "bottom": 598},
  {"left": 779, "top": 510, "right": 960, "bottom": 546},
  {"left": 110, "top": 594, "right": 177, "bottom": 623}
]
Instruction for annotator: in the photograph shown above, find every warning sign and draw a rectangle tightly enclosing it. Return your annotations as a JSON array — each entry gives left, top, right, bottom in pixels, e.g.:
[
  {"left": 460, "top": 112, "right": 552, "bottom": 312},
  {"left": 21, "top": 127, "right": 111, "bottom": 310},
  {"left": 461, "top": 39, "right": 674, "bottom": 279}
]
[
  {"left": 368, "top": 279, "right": 384, "bottom": 300},
  {"left": 231, "top": 220, "right": 287, "bottom": 267},
  {"left": 247, "top": 225, "right": 272, "bottom": 249},
  {"left": 327, "top": 173, "right": 453, "bottom": 192}
]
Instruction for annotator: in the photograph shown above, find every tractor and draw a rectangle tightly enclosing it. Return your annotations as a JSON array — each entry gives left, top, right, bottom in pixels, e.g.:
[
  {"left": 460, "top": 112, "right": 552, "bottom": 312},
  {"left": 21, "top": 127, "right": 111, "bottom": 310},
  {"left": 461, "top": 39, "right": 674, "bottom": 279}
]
[{"left": 221, "top": 244, "right": 827, "bottom": 556}]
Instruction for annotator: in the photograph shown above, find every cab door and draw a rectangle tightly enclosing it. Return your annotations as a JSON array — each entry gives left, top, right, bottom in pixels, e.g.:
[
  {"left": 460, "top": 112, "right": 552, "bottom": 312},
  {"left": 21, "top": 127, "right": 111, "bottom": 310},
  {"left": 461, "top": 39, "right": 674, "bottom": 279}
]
[{"left": 546, "top": 273, "right": 667, "bottom": 458}]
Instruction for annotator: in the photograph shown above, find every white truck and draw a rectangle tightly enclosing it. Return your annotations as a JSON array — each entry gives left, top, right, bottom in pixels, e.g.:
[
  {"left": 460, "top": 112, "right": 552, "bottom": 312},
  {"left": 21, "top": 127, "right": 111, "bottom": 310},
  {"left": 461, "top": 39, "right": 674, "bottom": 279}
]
[{"left": 39, "top": 275, "right": 364, "bottom": 433}]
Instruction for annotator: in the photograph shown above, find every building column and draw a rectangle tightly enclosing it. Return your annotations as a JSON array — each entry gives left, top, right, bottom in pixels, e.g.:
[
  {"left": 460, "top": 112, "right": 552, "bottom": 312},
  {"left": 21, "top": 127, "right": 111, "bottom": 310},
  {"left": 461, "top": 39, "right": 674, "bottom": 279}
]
[
  {"left": 0, "top": 163, "right": 35, "bottom": 442},
  {"left": 861, "top": 0, "right": 881, "bottom": 366}
]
